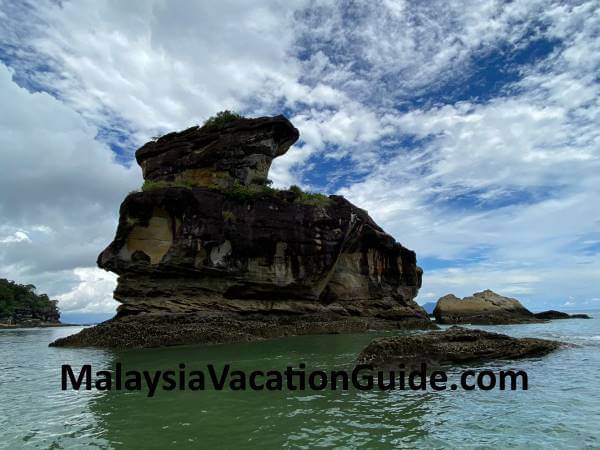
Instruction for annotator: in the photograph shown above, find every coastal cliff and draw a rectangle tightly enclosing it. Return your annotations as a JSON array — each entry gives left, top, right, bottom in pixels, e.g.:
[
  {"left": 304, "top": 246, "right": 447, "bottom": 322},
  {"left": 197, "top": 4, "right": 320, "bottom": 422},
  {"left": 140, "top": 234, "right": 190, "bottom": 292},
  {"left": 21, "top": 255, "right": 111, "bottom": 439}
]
[
  {"left": 51, "top": 113, "right": 434, "bottom": 348},
  {"left": 0, "top": 279, "right": 60, "bottom": 327}
]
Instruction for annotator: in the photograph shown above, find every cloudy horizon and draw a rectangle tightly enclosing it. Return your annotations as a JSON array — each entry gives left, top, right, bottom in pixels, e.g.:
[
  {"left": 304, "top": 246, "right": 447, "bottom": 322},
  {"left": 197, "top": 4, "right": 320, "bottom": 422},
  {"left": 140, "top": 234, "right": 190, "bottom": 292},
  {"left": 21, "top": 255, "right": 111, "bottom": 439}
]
[{"left": 1, "top": 0, "right": 599, "bottom": 320}]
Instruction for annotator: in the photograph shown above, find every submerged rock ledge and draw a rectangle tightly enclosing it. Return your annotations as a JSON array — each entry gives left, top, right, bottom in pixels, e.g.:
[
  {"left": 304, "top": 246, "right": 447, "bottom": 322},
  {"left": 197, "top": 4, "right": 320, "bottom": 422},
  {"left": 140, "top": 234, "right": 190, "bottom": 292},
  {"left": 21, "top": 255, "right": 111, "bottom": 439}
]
[
  {"left": 533, "top": 310, "right": 591, "bottom": 320},
  {"left": 356, "top": 326, "right": 562, "bottom": 370},
  {"left": 52, "top": 114, "right": 435, "bottom": 348},
  {"left": 50, "top": 312, "right": 434, "bottom": 349}
]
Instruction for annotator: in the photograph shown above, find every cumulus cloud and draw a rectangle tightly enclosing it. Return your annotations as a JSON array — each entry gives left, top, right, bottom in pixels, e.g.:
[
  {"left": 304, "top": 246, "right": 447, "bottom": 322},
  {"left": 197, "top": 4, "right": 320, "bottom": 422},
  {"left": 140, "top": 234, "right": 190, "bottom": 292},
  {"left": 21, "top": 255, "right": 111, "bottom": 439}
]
[
  {"left": 0, "top": 62, "right": 141, "bottom": 313},
  {"left": 56, "top": 267, "right": 118, "bottom": 314}
]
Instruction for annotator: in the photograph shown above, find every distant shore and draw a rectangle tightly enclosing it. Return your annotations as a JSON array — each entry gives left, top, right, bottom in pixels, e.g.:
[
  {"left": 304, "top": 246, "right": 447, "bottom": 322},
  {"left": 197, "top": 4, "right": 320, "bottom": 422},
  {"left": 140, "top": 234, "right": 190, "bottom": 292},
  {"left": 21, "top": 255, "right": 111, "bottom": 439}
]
[{"left": 0, "top": 322, "right": 78, "bottom": 329}]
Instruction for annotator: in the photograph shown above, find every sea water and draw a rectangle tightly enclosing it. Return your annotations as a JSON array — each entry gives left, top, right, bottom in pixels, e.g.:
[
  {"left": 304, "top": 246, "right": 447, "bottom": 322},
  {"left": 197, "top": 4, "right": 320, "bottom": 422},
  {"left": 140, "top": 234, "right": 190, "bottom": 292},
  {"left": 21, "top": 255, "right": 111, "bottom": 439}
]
[{"left": 1, "top": 313, "right": 599, "bottom": 448}]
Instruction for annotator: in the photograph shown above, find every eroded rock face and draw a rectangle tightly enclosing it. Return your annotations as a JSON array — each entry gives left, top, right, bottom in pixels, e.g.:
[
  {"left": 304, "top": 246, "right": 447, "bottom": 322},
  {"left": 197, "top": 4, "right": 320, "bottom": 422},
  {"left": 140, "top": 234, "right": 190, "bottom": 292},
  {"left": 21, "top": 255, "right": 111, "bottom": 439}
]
[
  {"left": 52, "top": 115, "right": 434, "bottom": 348},
  {"left": 433, "top": 290, "right": 540, "bottom": 325},
  {"left": 356, "top": 326, "right": 562, "bottom": 369},
  {"left": 98, "top": 187, "right": 426, "bottom": 316},
  {"left": 136, "top": 115, "right": 299, "bottom": 188}
]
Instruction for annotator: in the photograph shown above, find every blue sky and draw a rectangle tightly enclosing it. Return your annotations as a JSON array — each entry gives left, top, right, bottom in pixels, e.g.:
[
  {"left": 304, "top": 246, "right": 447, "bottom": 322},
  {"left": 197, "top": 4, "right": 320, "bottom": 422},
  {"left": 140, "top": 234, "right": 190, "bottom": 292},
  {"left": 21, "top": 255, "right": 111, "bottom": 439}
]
[{"left": 0, "top": 0, "right": 599, "bottom": 320}]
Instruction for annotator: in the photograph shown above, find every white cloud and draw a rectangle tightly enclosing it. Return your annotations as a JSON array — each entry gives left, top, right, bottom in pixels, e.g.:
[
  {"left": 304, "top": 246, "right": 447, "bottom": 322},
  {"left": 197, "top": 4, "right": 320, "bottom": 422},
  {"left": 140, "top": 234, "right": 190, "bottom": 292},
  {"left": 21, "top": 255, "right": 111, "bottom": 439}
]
[
  {"left": 337, "top": 1, "right": 600, "bottom": 308},
  {"left": 0, "top": 0, "right": 316, "bottom": 144},
  {"left": 56, "top": 267, "right": 118, "bottom": 314},
  {"left": 294, "top": 0, "right": 554, "bottom": 103},
  {"left": 0, "top": 62, "right": 140, "bottom": 313},
  {"left": 0, "top": 231, "right": 31, "bottom": 244}
]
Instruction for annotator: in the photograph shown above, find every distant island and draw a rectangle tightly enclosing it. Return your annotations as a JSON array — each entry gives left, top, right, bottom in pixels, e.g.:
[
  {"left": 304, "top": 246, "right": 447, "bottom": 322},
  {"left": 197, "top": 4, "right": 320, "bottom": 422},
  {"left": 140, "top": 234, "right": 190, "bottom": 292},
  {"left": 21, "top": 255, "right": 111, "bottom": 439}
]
[{"left": 0, "top": 278, "right": 61, "bottom": 327}]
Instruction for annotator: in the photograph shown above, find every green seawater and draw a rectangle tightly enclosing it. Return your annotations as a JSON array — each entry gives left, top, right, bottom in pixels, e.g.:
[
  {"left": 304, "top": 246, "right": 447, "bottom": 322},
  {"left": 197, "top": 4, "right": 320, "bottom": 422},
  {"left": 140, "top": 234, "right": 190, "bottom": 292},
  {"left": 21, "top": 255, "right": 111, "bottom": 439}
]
[{"left": 1, "top": 314, "right": 600, "bottom": 449}]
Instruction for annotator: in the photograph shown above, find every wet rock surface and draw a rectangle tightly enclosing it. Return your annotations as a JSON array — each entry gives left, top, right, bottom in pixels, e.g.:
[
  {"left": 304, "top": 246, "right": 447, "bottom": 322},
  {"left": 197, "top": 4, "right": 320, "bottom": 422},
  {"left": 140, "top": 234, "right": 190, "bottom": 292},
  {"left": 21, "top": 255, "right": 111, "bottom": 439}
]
[
  {"left": 356, "top": 326, "right": 562, "bottom": 369},
  {"left": 534, "top": 310, "right": 591, "bottom": 320},
  {"left": 50, "top": 311, "right": 434, "bottom": 349}
]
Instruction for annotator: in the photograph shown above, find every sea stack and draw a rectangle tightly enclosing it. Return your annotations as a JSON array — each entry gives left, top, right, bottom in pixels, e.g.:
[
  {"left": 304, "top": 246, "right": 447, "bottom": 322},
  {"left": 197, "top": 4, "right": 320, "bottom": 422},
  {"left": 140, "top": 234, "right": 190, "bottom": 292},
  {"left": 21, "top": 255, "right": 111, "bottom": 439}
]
[{"left": 51, "top": 114, "right": 434, "bottom": 348}]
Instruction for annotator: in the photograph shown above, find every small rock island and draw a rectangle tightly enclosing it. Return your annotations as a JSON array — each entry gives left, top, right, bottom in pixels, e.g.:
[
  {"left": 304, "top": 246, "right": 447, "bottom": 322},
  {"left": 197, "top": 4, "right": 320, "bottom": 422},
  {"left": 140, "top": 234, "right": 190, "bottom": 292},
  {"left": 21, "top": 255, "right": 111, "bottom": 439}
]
[
  {"left": 433, "top": 289, "right": 591, "bottom": 324},
  {"left": 357, "top": 326, "right": 561, "bottom": 370},
  {"left": 433, "top": 290, "right": 539, "bottom": 324},
  {"left": 52, "top": 113, "right": 434, "bottom": 348},
  {"left": 0, "top": 279, "right": 60, "bottom": 327}
]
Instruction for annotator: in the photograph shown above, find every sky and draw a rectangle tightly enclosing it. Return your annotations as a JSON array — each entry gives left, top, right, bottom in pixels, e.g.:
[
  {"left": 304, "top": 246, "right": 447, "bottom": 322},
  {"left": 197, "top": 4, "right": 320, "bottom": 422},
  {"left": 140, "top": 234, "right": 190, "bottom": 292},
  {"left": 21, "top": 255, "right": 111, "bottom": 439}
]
[{"left": 0, "top": 0, "right": 599, "bottom": 321}]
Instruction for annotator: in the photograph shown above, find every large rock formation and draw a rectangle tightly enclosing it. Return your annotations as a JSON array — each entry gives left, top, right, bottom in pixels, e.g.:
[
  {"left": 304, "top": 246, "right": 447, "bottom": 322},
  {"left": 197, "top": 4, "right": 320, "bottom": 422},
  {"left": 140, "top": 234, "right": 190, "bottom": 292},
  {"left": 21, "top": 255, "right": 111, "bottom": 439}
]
[
  {"left": 357, "top": 326, "right": 561, "bottom": 370},
  {"left": 433, "top": 290, "right": 539, "bottom": 325},
  {"left": 52, "top": 114, "right": 434, "bottom": 348}
]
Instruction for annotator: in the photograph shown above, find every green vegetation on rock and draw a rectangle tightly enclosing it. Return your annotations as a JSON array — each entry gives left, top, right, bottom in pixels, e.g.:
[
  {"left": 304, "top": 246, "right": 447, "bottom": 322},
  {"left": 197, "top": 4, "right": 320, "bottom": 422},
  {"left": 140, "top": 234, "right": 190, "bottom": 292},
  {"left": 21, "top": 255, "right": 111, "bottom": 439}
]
[
  {"left": 201, "top": 110, "right": 244, "bottom": 131},
  {"left": 142, "top": 179, "right": 197, "bottom": 191},
  {"left": 222, "top": 210, "right": 237, "bottom": 222},
  {"left": 251, "top": 176, "right": 273, "bottom": 187},
  {"left": 0, "top": 279, "right": 60, "bottom": 324},
  {"left": 289, "top": 185, "right": 332, "bottom": 207},
  {"left": 139, "top": 177, "right": 331, "bottom": 208},
  {"left": 224, "top": 180, "right": 276, "bottom": 201}
]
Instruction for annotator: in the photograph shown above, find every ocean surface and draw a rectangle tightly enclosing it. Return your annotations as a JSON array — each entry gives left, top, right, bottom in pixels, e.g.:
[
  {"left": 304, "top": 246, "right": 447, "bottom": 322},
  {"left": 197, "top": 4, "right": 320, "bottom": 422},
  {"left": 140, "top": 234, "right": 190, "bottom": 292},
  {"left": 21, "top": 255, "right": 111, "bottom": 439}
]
[{"left": 1, "top": 313, "right": 599, "bottom": 449}]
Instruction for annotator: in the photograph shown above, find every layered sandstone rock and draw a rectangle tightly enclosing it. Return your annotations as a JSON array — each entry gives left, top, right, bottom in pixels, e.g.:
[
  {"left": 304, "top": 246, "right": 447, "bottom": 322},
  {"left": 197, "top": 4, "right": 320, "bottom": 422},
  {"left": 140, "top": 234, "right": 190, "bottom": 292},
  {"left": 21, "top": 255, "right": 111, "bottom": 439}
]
[
  {"left": 433, "top": 290, "right": 539, "bottom": 325},
  {"left": 357, "top": 326, "right": 561, "bottom": 369},
  {"left": 136, "top": 115, "right": 299, "bottom": 189},
  {"left": 52, "top": 114, "right": 434, "bottom": 348}
]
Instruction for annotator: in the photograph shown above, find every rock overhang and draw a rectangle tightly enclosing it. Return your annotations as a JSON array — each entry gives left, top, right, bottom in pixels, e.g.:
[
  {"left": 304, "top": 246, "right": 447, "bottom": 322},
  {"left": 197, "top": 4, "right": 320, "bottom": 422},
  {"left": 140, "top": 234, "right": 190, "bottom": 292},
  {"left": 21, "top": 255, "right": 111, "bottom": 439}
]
[{"left": 135, "top": 115, "right": 299, "bottom": 188}]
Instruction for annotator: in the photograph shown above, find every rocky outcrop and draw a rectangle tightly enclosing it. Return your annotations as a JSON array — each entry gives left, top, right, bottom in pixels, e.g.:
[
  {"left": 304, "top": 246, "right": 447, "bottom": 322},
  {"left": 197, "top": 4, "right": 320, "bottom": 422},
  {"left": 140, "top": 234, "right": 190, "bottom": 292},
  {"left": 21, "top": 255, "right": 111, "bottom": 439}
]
[
  {"left": 433, "top": 290, "right": 540, "bottom": 325},
  {"left": 356, "top": 326, "right": 562, "bottom": 369},
  {"left": 534, "top": 310, "right": 591, "bottom": 320},
  {"left": 8, "top": 306, "right": 60, "bottom": 327},
  {"left": 51, "top": 114, "right": 434, "bottom": 348},
  {"left": 0, "top": 307, "right": 60, "bottom": 328},
  {"left": 136, "top": 115, "right": 299, "bottom": 189}
]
